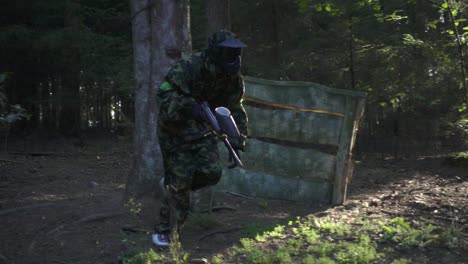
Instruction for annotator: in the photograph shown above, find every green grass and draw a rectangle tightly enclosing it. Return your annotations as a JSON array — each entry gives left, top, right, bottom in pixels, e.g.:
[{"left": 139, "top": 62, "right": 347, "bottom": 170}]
[
  {"left": 445, "top": 151, "right": 468, "bottom": 167},
  {"left": 118, "top": 216, "right": 467, "bottom": 264},
  {"left": 241, "top": 222, "right": 279, "bottom": 239},
  {"left": 222, "top": 216, "right": 467, "bottom": 264},
  {"left": 120, "top": 248, "right": 164, "bottom": 264}
]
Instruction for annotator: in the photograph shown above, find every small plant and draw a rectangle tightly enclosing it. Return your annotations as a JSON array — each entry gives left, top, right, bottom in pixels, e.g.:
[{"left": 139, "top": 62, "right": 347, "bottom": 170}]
[
  {"left": 230, "top": 238, "right": 276, "bottom": 263},
  {"left": 211, "top": 254, "right": 224, "bottom": 264},
  {"left": 242, "top": 222, "right": 278, "bottom": 239},
  {"left": 445, "top": 151, "right": 468, "bottom": 167},
  {"left": 222, "top": 216, "right": 467, "bottom": 263},
  {"left": 286, "top": 238, "right": 304, "bottom": 255},
  {"left": 275, "top": 247, "right": 293, "bottom": 264},
  {"left": 391, "top": 258, "right": 411, "bottom": 264},
  {"left": 169, "top": 231, "right": 190, "bottom": 264},
  {"left": 381, "top": 217, "right": 440, "bottom": 249},
  {"left": 335, "top": 235, "right": 381, "bottom": 264},
  {"left": 124, "top": 197, "right": 142, "bottom": 215},
  {"left": 257, "top": 200, "right": 269, "bottom": 209},
  {"left": 307, "top": 241, "right": 336, "bottom": 258},
  {"left": 302, "top": 255, "right": 337, "bottom": 264},
  {"left": 255, "top": 225, "right": 285, "bottom": 242},
  {"left": 120, "top": 248, "right": 163, "bottom": 264},
  {"left": 313, "top": 217, "right": 352, "bottom": 236},
  {"left": 440, "top": 225, "right": 468, "bottom": 250},
  {"left": 292, "top": 219, "right": 320, "bottom": 244}
]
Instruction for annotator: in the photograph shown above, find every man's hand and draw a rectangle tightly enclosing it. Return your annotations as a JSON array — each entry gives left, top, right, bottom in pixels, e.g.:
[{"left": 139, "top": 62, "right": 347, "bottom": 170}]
[{"left": 230, "top": 135, "right": 246, "bottom": 152}]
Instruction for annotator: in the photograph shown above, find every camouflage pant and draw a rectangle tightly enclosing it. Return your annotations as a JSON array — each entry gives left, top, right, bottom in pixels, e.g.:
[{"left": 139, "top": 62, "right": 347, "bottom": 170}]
[{"left": 155, "top": 139, "right": 222, "bottom": 233}]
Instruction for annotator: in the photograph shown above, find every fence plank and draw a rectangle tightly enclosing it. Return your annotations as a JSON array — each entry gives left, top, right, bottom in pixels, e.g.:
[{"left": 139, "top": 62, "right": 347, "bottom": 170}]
[
  {"left": 245, "top": 105, "right": 343, "bottom": 146},
  {"left": 220, "top": 139, "right": 336, "bottom": 181},
  {"left": 217, "top": 167, "right": 332, "bottom": 202}
]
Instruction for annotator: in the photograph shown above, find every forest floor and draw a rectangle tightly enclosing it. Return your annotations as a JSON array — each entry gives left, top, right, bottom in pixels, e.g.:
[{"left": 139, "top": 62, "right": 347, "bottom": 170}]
[{"left": 0, "top": 136, "right": 466, "bottom": 264}]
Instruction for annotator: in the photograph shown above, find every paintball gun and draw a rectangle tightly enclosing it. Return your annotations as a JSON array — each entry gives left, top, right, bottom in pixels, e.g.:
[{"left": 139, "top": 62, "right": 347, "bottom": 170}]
[{"left": 200, "top": 101, "right": 244, "bottom": 169}]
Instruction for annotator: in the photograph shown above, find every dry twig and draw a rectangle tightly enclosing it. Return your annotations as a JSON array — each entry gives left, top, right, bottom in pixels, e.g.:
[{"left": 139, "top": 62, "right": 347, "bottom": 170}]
[
  {"left": 201, "top": 206, "right": 236, "bottom": 213},
  {"left": 223, "top": 191, "right": 255, "bottom": 200},
  {"left": 0, "top": 159, "right": 24, "bottom": 164},
  {"left": 0, "top": 203, "right": 54, "bottom": 216},
  {"left": 198, "top": 226, "right": 243, "bottom": 241}
]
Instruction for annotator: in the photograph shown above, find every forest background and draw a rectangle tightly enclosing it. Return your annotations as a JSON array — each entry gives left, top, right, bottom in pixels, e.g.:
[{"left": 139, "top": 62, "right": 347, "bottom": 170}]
[
  {"left": 0, "top": 1, "right": 467, "bottom": 263},
  {"left": 0, "top": 0, "right": 467, "bottom": 156}
]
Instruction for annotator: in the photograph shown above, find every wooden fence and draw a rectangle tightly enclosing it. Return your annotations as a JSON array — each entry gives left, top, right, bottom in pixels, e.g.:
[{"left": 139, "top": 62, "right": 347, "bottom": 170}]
[{"left": 215, "top": 76, "right": 366, "bottom": 204}]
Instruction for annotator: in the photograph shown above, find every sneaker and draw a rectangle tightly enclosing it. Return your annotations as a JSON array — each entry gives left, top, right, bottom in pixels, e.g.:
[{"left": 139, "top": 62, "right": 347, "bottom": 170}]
[{"left": 152, "top": 232, "right": 170, "bottom": 246}]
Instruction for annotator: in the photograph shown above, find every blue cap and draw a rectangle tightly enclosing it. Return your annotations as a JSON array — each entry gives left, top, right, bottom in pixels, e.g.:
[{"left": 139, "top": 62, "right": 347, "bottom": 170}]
[
  {"left": 217, "top": 38, "right": 247, "bottom": 48},
  {"left": 209, "top": 30, "right": 247, "bottom": 48}
]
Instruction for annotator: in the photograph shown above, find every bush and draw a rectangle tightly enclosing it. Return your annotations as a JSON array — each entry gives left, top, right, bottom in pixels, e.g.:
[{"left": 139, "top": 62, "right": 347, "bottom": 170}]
[{"left": 445, "top": 151, "right": 468, "bottom": 167}]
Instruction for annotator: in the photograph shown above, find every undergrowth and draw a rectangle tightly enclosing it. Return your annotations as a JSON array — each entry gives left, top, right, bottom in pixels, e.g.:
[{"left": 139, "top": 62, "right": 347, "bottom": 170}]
[
  {"left": 222, "top": 216, "right": 466, "bottom": 264},
  {"left": 119, "top": 216, "right": 467, "bottom": 264},
  {"left": 445, "top": 151, "right": 468, "bottom": 167}
]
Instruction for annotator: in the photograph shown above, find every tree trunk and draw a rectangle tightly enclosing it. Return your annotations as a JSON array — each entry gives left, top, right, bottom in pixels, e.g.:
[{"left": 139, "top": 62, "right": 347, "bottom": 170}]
[
  {"left": 40, "top": 78, "right": 50, "bottom": 130},
  {"left": 127, "top": 0, "right": 191, "bottom": 202},
  {"left": 205, "top": 0, "right": 230, "bottom": 34},
  {"left": 49, "top": 77, "right": 59, "bottom": 132},
  {"left": 59, "top": 71, "right": 81, "bottom": 136},
  {"left": 445, "top": 0, "right": 468, "bottom": 106},
  {"left": 270, "top": 0, "right": 281, "bottom": 77}
]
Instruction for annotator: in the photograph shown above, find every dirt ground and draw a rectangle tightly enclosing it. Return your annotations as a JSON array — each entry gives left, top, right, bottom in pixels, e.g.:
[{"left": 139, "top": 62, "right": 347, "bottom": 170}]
[{"left": 0, "top": 137, "right": 466, "bottom": 264}]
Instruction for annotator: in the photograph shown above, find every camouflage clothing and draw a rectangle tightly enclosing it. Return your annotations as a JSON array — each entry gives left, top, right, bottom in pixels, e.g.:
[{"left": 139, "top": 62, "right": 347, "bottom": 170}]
[
  {"left": 156, "top": 141, "right": 222, "bottom": 232},
  {"left": 155, "top": 34, "right": 248, "bottom": 233}
]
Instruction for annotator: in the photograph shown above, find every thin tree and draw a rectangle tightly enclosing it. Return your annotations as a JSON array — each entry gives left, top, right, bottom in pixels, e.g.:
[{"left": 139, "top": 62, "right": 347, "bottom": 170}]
[
  {"left": 127, "top": 0, "right": 191, "bottom": 207},
  {"left": 205, "top": 0, "right": 230, "bottom": 34},
  {"left": 445, "top": 0, "right": 467, "bottom": 106}
]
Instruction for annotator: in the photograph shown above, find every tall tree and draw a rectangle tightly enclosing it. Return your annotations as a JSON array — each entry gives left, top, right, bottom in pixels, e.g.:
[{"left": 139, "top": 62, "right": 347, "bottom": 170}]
[
  {"left": 443, "top": 0, "right": 467, "bottom": 105},
  {"left": 126, "top": 0, "right": 191, "bottom": 203},
  {"left": 205, "top": 0, "right": 230, "bottom": 34}
]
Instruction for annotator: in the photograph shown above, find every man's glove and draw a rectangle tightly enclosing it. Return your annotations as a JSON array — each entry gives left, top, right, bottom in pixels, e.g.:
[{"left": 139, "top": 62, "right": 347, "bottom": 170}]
[
  {"left": 191, "top": 102, "right": 205, "bottom": 122},
  {"left": 230, "top": 135, "right": 246, "bottom": 152}
]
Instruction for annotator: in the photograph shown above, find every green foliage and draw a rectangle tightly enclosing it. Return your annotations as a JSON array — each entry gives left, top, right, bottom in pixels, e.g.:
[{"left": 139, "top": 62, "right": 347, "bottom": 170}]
[
  {"left": 169, "top": 231, "right": 190, "bottom": 264},
  {"left": 120, "top": 248, "right": 164, "bottom": 264},
  {"left": 230, "top": 238, "right": 276, "bottom": 263},
  {"left": 124, "top": 197, "right": 142, "bottom": 215},
  {"left": 224, "top": 215, "right": 466, "bottom": 264},
  {"left": 381, "top": 217, "right": 440, "bottom": 249},
  {"left": 242, "top": 222, "right": 279, "bottom": 239},
  {"left": 391, "top": 258, "right": 411, "bottom": 264},
  {"left": 440, "top": 225, "right": 468, "bottom": 250},
  {"left": 211, "top": 254, "right": 224, "bottom": 264},
  {"left": 303, "top": 255, "right": 336, "bottom": 264},
  {"left": 1, "top": 0, "right": 133, "bottom": 132},
  {"left": 2, "top": 0, "right": 467, "bottom": 144},
  {"left": 445, "top": 151, "right": 468, "bottom": 167},
  {"left": 275, "top": 247, "right": 293, "bottom": 264},
  {"left": 334, "top": 235, "right": 381, "bottom": 264},
  {"left": 257, "top": 200, "right": 269, "bottom": 209},
  {"left": 257, "top": 225, "right": 285, "bottom": 241},
  {"left": 312, "top": 217, "right": 352, "bottom": 236}
]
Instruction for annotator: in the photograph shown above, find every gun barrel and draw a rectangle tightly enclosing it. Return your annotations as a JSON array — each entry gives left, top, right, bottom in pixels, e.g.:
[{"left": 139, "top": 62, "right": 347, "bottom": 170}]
[
  {"left": 222, "top": 138, "right": 244, "bottom": 168},
  {"left": 201, "top": 102, "right": 221, "bottom": 132}
]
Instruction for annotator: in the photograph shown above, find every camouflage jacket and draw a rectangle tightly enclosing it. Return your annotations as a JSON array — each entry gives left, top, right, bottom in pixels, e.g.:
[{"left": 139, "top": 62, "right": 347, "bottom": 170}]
[{"left": 156, "top": 51, "right": 248, "bottom": 151}]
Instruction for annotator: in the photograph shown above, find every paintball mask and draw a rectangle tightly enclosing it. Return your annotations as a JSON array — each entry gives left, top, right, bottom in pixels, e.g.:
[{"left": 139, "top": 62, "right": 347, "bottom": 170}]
[{"left": 208, "top": 30, "right": 247, "bottom": 75}]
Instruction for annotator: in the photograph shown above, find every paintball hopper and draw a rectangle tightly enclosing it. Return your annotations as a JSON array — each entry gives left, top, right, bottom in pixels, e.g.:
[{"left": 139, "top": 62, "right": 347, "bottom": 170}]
[{"left": 214, "top": 107, "right": 241, "bottom": 138}]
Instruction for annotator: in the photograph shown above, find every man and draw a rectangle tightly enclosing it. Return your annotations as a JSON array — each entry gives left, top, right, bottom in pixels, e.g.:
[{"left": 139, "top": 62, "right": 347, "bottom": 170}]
[{"left": 152, "top": 30, "right": 248, "bottom": 246}]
